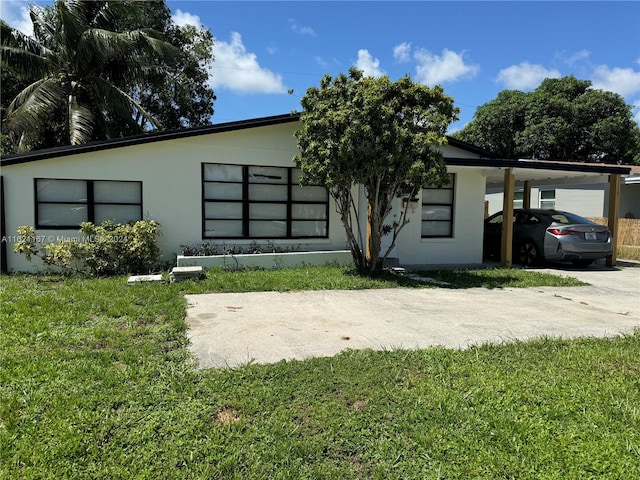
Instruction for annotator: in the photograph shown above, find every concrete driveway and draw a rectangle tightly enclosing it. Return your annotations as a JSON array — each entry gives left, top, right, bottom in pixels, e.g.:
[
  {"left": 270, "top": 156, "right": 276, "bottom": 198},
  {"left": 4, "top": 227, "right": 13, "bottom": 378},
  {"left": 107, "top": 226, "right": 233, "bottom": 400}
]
[{"left": 185, "top": 263, "right": 639, "bottom": 369}]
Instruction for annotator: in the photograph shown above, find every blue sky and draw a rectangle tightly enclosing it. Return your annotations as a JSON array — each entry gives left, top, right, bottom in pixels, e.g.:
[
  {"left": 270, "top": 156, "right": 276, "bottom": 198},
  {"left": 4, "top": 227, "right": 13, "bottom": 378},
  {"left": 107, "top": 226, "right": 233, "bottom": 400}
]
[{"left": 2, "top": 1, "right": 640, "bottom": 132}]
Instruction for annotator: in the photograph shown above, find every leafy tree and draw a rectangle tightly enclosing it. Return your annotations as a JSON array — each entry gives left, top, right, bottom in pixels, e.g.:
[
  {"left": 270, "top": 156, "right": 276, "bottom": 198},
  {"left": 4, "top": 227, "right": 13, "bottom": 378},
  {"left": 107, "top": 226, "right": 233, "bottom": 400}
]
[
  {"left": 294, "top": 68, "right": 459, "bottom": 275},
  {"left": 1, "top": 0, "right": 178, "bottom": 152},
  {"left": 112, "top": 1, "right": 215, "bottom": 130},
  {"left": 454, "top": 76, "right": 640, "bottom": 164}
]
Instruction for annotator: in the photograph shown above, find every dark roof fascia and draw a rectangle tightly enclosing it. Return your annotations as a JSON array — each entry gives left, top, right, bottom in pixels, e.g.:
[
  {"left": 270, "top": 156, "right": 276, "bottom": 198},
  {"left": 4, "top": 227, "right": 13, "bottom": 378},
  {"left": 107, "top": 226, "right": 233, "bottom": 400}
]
[
  {"left": 445, "top": 136, "right": 500, "bottom": 159},
  {"left": 445, "top": 157, "right": 632, "bottom": 175},
  {"left": 1, "top": 113, "right": 302, "bottom": 167}
]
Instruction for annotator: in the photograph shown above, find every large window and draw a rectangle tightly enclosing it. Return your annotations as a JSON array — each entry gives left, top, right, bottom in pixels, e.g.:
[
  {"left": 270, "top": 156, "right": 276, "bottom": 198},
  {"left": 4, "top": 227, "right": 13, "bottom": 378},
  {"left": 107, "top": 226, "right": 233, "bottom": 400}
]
[
  {"left": 202, "top": 164, "right": 329, "bottom": 239},
  {"left": 35, "top": 179, "right": 142, "bottom": 228},
  {"left": 421, "top": 174, "right": 455, "bottom": 238}
]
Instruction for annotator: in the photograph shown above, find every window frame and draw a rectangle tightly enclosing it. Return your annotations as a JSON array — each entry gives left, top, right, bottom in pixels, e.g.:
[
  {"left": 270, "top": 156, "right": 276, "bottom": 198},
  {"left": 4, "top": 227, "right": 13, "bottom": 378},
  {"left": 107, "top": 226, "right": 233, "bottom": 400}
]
[
  {"left": 201, "top": 163, "right": 329, "bottom": 239},
  {"left": 34, "top": 178, "right": 143, "bottom": 229},
  {"left": 421, "top": 173, "right": 456, "bottom": 239}
]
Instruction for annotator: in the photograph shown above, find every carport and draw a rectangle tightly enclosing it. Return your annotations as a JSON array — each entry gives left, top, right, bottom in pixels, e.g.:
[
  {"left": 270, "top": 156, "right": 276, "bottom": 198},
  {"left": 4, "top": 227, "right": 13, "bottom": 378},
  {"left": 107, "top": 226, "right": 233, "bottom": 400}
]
[{"left": 446, "top": 158, "right": 633, "bottom": 267}]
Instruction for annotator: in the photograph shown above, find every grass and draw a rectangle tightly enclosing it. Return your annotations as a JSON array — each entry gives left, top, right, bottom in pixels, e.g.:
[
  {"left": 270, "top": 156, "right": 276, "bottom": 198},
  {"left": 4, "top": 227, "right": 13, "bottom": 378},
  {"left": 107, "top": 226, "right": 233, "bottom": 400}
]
[
  {"left": 2, "top": 268, "right": 638, "bottom": 479},
  {"left": 184, "top": 265, "right": 586, "bottom": 292},
  {"left": 619, "top": 246, "right": 640, "bottom": 262}
]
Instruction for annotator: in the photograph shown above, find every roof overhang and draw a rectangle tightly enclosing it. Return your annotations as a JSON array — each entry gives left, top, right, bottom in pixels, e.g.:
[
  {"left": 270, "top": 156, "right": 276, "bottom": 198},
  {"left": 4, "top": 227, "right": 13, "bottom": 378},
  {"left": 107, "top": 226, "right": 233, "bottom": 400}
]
[{"left": 445, "top": 157, "right": 632, "bottom": 188}]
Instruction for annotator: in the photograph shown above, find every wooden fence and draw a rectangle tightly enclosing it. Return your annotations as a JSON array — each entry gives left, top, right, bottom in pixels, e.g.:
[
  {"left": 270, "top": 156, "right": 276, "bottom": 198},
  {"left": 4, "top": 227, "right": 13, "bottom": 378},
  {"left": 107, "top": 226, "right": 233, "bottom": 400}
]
[{"left": 587, "top": 218, "right": 640, "bottom": 247}]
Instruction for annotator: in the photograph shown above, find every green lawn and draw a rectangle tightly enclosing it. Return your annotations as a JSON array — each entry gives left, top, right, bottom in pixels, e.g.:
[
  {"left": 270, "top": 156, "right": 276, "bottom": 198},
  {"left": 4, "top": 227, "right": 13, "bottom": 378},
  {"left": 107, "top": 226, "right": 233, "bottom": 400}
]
[{"left": 1, "top": 268, "right": 638, "bottom": 479}]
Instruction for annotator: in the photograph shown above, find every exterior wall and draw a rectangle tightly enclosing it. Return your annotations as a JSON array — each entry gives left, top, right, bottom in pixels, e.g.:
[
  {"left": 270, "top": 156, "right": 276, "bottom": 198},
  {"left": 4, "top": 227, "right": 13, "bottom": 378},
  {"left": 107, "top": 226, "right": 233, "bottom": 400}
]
[
  {"left": 394, "top": 167, "right": 487, "bottom": 266},
  {"left": 1, "top": 122, "right": 495, "bottom": 272},
  {"left": 1, "top": 122, "right": 348, "bottom": 272},
  {"left": 487, "top": 184, "right": 608, "bottom": 217},
  {"left": 620, "top": 183, "right": 640, "bottom": 219}
]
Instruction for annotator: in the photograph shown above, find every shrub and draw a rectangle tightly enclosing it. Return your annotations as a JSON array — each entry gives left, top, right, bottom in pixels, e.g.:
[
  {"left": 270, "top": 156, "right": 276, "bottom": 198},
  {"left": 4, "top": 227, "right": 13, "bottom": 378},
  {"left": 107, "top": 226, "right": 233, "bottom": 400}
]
[{"left": 14, "top": 220, "right": 162, "bottom": 276}]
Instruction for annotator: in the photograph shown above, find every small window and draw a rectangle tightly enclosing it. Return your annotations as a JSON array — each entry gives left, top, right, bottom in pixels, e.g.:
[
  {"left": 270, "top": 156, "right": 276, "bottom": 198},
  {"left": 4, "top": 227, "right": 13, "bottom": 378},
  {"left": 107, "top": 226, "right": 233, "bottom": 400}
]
[
  {"left": 514, "top": 191, "right": 524, "bottom": 209},
  {"left": 35, "top": 179, "right": 142, "bottom": 228},
  {"left": 540, "top": 189, "right": 556, "bottom": 209},
  {"left": 421, "top": 174, "right": 455, "bottom": 238}
]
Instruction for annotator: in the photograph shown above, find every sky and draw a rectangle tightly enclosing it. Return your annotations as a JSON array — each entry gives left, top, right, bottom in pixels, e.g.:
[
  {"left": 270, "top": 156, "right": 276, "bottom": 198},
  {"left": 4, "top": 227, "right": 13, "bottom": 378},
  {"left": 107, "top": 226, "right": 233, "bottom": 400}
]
[{"left": 2, "top": 1, "right": 640, "bottom": 132}]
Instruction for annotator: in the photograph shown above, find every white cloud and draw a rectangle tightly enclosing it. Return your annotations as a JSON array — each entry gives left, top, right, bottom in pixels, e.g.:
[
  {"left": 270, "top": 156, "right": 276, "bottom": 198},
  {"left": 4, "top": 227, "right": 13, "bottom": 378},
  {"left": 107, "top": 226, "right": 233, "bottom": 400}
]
[
  {"left": 211, "top": 32, "right": 287, "bottom": 95},
  {"left": 564, "top": 49, "right": 591, "bottom": 66},
  {"left": 393, "top": 42, "right": 411, "bottom": 63},
  {"left": 288, "top": 18, "right": 316, "bottom": 37},
  {"left": 496, "top": 62, "right": 561, "bottom": 90},
  {"left": 414, "top": 48, "right": 479, "bottom": 85},
  {"left": 354, "top": 49, "right": 385, "bottom": 78},
  {"left": 1, "top": 0, "right": 34, "bottom": 36},
  {"left": 171, "top": 9, "right": 202, "bottom": 28},
  {"left": 590, "top": 65, "right": 640, "bottom": 98}
]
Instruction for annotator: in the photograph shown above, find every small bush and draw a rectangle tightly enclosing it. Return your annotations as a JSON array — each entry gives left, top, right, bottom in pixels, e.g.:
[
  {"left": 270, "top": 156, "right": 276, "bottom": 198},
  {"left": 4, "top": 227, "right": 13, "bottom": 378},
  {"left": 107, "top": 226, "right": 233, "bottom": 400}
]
[{"left": 14, "top": 220, "right": 162, "bottom": 276}]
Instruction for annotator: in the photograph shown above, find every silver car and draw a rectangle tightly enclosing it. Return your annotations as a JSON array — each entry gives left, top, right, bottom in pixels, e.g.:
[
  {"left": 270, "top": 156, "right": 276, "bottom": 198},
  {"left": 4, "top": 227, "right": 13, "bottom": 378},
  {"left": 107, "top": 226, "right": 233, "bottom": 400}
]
[{"left": 484, "top": 209, "right": 613, "bottom": 266}]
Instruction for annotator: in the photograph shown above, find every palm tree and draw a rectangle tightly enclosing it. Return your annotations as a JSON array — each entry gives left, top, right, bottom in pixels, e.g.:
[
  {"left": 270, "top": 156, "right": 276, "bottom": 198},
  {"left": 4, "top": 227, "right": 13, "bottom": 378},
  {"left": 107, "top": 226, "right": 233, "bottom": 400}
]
[{"left": 1, "top": 0, "right": 178, "bottom": 152}]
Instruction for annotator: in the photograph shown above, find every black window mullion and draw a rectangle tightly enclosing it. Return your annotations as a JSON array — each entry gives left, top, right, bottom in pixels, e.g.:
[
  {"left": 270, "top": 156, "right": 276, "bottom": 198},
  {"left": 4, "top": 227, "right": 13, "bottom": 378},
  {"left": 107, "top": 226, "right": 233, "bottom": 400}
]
[
  {"left": 86, "top": 180, "right": 95, "bottom": 223},
  {"left": 286, "top": 168, "right": 292, "bottom": 237},
  {"left": 242, "top": 166, "right": 249, "bottom": 237}
]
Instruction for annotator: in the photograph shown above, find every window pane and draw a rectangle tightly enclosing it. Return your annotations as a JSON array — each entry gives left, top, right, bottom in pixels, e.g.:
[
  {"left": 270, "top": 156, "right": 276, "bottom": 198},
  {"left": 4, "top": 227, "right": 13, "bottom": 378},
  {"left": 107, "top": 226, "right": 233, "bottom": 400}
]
[
  {"left": 422, "top": 189, "right": 453, "bottom": 204},
  {"left": 249, "top": 184, "right": 287, "bottom": 201},
  {"left": 292, "top": 221, "right": 327, "bottom": 237},
  {"left": 204, "top": 202, "right": 242, "bottom": 219},
  {"left": 250, "top": 220, "right": 287, "bottom": 237},
  {"left": 421, "top": 221, "right": 452, "bottom": 237},
  {"left": 204, "top": 220, "right": 243, "bottom": 237},
  {"left": 248, "top": 166, "right": 287, "bottom": 184},
  {"left": 250, "top": 203, "right": 287, "bottom": 220},
  {"left": 204, "top": 182, "right": 243, "bottom": 200},
  {"left": 291, "top": 185, "right": 327, "bottom": 202},
  {"left": 292, "top": 203, "right": 326, "bottom": 219},
  {"left": 541, "top": 190, "right": 555, "bottom": 200},
  {"left": 422, "top": 206, "right": 452, "bottom": 221},
  {"left": 38, "top": 203, "right": 88, "bottom": 226},
  {"left": 37, "top": 179, "right": 87, "bottom": 202},
  {"left": 94, "top": 205, "right": 141, "bottom": 224},
  {"left": 94, "top": 181, "right": 141, "bottom": 203},
  {"left": 203, "top": 164, "right": 243, "bottom": 182}
]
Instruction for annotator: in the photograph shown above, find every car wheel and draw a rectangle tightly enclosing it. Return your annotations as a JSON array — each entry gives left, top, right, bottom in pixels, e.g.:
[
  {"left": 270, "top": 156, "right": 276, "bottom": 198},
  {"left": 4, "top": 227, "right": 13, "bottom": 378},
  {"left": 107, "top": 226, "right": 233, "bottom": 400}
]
[
  {"left": 517, "top": 240, "right": 540, "bottom": 267},
  {"left": 571, "top": 259, "right": 595, "bottom": 267}
]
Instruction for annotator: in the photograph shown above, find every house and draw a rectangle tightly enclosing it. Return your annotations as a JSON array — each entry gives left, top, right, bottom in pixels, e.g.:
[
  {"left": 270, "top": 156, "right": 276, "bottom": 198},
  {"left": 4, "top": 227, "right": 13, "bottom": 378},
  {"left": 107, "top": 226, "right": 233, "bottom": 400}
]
[
  {"left": 486, "top": 170, "right": 640, "bottom": 219},
  {"left": 0, "top": 113, "right": 632, "bottom": 273}
]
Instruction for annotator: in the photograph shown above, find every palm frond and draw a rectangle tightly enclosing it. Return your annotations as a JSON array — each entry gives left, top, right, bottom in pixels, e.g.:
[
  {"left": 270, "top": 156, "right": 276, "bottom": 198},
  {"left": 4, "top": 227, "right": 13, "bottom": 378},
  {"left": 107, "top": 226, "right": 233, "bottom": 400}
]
[
  {"left": 68, "top": 94, "right": 97, "bottom": 145},
  {"left": 56, "top": 0, "right": 88, "bottom": 50},
  {"left": 6, "top": 78, "right": 64, "bottom": 150},
  {"left": 94, "top": 78, "right": 162, "bottom": 130},
  {"left": 0, "top": 45, "right": 52, "bottom": 78}
]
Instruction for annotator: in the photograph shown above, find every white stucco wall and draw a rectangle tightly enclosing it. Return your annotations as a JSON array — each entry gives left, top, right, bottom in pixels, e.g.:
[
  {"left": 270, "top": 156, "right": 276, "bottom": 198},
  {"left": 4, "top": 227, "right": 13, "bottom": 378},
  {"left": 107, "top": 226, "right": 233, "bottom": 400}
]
[
  {"left": 393, "top": 167, "right": 487, "bottom": 266},
  {"left": 1, "top": 122, "right": 349, "bottom": 272}
]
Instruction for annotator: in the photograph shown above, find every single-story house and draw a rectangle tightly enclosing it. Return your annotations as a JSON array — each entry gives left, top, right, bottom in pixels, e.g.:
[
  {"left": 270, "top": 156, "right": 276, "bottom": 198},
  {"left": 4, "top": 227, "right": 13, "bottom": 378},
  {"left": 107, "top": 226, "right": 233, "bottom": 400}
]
[{"left": 0, "top": 113, "right": 632, "bottom": 273}]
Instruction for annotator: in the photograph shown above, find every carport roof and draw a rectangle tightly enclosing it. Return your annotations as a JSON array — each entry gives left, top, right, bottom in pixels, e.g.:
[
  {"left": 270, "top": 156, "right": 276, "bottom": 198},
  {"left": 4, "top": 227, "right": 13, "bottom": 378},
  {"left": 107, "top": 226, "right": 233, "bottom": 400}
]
[{"left": 446, "top": 157, "right": 633, "bottom": 187}]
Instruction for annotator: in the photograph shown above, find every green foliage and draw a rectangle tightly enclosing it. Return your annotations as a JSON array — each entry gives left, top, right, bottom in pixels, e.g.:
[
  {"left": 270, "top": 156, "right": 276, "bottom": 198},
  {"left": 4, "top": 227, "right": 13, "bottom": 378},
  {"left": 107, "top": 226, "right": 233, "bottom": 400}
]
[
  {"left": 294, "top": 68, "right": 459, "bottom": 275},
  {"left": 454, "top": 75, "right": 640, "bottom": 164},
  {"left": 1, "top": 273, "right": 638, "bottom": 478},
  {"left": 112, "top": 1, "right": 215, "bottom": 130},
  {"left": 13, "top": 220, "right": 162, "bottom": 275},
  {"left": 0, "top": 0, "right": 183, "bottom": 152}
]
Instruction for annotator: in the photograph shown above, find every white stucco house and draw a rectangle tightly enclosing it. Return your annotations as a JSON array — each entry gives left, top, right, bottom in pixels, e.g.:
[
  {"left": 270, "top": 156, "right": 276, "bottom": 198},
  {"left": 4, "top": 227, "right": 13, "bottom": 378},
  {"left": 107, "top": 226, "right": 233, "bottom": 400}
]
[{"left": 0, "top": 113, "right": 633, "bottom": 273}]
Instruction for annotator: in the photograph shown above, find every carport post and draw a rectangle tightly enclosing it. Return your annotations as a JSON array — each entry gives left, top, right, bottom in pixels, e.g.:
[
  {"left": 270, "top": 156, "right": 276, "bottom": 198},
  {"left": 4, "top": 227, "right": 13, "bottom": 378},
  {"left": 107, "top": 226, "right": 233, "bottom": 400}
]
[
  {"left": 606, "top": 174, "right": 621, "bottom": 267},
  {"left": 523, "top": 181, "right": 531, "bottom": 209},
  {"left": 501, "top": 168, "right": 515, "bottom": 267}
]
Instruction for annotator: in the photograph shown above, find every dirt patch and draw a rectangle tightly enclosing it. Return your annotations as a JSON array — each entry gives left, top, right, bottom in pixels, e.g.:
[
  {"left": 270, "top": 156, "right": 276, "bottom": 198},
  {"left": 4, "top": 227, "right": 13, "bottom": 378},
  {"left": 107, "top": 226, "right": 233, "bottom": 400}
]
[{"left": 214, "top": 407, "right": 241, "bottom": 425}]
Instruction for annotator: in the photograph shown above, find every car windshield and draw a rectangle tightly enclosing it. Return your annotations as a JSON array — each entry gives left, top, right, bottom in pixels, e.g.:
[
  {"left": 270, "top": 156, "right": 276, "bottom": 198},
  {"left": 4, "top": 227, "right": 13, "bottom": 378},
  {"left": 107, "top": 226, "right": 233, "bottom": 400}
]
[{"left": 549, "top": 212, "right": 593, "bottom": 225}]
